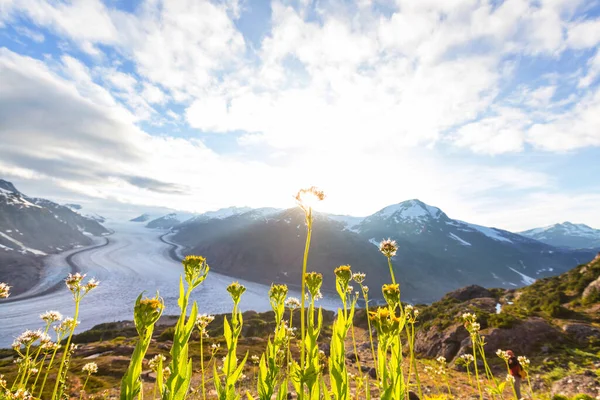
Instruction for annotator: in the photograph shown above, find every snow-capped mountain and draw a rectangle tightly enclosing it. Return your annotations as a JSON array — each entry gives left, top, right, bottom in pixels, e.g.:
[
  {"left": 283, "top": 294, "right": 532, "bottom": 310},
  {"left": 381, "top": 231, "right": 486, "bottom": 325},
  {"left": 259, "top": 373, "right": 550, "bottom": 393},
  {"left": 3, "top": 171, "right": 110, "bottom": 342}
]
[
  {"left": 130, "top": 213, "right": 152, "bottom": 222},
  {"left": 169, "top": 199, "right": 596, "bottom": 302},
  {"left": 146, "top": 212, "right": 197, "bottom": 229},
  {"left": 520, "top": 222, "right": 600, "bottom": 249},
  {"left": 64, "top": 204, "right": 106, "bottom": 223},
  {"left": 0, "top": 179, "right": 109, "bottom": 295}
]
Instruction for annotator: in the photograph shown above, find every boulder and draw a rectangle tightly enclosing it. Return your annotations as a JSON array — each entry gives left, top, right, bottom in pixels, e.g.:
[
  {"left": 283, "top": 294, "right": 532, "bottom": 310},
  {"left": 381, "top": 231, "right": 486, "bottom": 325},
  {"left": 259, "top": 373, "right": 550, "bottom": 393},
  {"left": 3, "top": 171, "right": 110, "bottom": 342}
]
[
  {"left": 562, "top": 323, "right": 600, "bottom": 345},
  {"left": 583, "top": 276, "right": 600, "bottom": 299},
  {"left": 444, "top": 285, "right": 493, "bottom": 302},
  {"left": 458, "top": 317, "right": 563, "bottom": 358},
  {"left": 551, "top": 374, "right": 600, "bottom": 398},
  {"left": 415, "top": 322, "right": 469, "bottom": 361}
]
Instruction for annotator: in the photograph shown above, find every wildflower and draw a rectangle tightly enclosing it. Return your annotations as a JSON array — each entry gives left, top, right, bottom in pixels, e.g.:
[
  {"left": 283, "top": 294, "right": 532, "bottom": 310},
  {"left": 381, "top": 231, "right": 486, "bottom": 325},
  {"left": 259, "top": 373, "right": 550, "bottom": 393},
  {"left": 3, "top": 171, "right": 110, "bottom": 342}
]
[
  {"left": 55, "top": 317, "right": 78, "bottom": 335},
  {"left": 334, "top": 265, "right": 352, "bottom": 289},
  {"left": 40, "top": 310, "right": 63, "bottom": 323},
  {"left": 459, "top": 354, "right": 474, "bottom": 364},
  {"left": 0, "top": 374, "right": 6, "bottom": 388},
  {"left": 346, "top": 285, "right": 354, "bottom": 294},
  {"left": 294, "top": 187, "right": 325, "bottom": 214},
  {"left": 82, "top": 362, "right": 98, "bottom": 375},
  {"left": 9, "top": 388, "right": 32, "bottom": 399},
  {"left": 305, "top": 272, "right": 323, "bottom": 298},
  {"left": 0, "top": 282, "right": 10, "bottom": 299},
  {"left": 133, "top": 294, "right": 164, "bottom": 337},
  {"left": 269, "top": 284, "right": 288, "bottom": 308},
  {"left": 182, "top": 255, "right": 210, "bottom": 289},
  {"left": 163, "top": 366, "right": 171, "bottom": 378},
  {"left": 251, "top": 355, "right": 260, "bottom": 365},
  {"left": 30, "top": 368, "right": 39, "bottom": 375},
  {"left": 352, "top": 272, "right": 366, "bottom": 284},
  {"left": 41, "top": 341, "right": 59, "bottom": 351},
  {"left": 84, "top": 278, "right": 100, "bottom": 293},
  {"left": 518, "top": 355, "right": 530, "bottom": 368},
  {"left": 211, "top": 343, "right": 220, "bottom": 350},
  {"left": 505, "top": 374, "right": 515, "bottom": 383},
  {"left": 382, "top": 283, "right": 401, "bottom": 307},
  {"left": 379, "top": 238, "right": 398, "bottom": 258},
  {"left": 196, "top": 313, "right": 215, "bottom": 337},
  {"left": 285, "top": 297, "right": 301, "bottom": 309},
  {"left": 149, "top": 354, "right": 166, "bottom": 372},
  {"left": 65, "top": 273, "right": 86, "bottom": 291},
  {"left": 362, "top": 285, "right": 369, "bottom": 294},
  {"left": 496, "top": 349, "right": 510, "bottom": 361},
  {"left": 227, "top": 281, "right": 246, "bottom": 304},
  {"left": 12, "top": 329, "right": 47, "bottom": 348},
  {"left": 436, "top": 356, "right": 447, "bottom": 365}
]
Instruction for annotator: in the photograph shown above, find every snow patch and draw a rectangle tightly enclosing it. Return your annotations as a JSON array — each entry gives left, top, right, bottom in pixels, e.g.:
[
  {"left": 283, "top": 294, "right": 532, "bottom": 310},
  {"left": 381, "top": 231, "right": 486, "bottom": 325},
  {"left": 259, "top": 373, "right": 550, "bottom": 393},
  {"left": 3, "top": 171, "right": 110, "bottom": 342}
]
[
  {"left": 449, "top": 233, "right": 471, "bottom": 246},
  {"left": 460, "top": 222, "right": 513, "bottom": 243},
  {"left": 508, "top": 267, "right": 536, "bottom": 285},
  {"left": 369, "top": 238, "right": 380, "bottom": 247},
  {"left": 0, "top": 232, "right": 47, "bottom": 255}
]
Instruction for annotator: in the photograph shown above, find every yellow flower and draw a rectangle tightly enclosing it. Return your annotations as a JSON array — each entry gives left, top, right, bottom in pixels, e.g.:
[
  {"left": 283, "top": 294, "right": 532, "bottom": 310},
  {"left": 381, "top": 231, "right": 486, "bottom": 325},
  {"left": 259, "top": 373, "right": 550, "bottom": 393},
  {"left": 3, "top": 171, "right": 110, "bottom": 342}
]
[
  {"left": 182, "top": 255, "right": 210, "bottom": 289},
  {"left": 382, "top": 283, "right": 401, "bottom": 307},
  {"left": 305, "top": 272, "right": 323, "bottom": 298},
  {"left": 227, "top": 281, "right": 246, "bottom": 304}
]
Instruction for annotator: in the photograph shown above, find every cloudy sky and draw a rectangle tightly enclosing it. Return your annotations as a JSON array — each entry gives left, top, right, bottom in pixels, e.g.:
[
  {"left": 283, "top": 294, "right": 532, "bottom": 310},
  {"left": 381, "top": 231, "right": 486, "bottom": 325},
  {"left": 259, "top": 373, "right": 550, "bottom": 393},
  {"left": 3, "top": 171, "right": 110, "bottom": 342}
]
[{"left": 0, "top": 0, "right": 599, "bottom": 230}]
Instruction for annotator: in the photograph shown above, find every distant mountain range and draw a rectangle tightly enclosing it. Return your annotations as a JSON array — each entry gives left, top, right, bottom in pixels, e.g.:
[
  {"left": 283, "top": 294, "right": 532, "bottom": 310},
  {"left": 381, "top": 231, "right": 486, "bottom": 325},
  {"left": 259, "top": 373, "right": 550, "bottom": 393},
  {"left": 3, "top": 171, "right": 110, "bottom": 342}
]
[
  {"left": 166, "top": 199, "right": 597, "bottom": 302},
  {"left": 520, "top": 222, "right": 600, "bottom": 249},
  {"left": 0, "top": 179, "right": 109, "bottom": 295}
]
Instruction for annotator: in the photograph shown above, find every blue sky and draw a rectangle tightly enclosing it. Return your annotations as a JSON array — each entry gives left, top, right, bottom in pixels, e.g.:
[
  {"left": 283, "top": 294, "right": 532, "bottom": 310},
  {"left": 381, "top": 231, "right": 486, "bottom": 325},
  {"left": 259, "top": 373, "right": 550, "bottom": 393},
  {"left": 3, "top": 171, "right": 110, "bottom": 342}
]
[{"left": 0, "top": 0, "right": 599, "bottom": 230}]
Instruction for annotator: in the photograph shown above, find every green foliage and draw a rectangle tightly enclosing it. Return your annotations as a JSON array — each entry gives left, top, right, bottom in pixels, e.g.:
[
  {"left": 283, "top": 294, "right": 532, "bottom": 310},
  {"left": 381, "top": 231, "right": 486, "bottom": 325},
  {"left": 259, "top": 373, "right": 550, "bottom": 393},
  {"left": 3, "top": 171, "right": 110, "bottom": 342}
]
[
  {"left": 550, "top": 395, "right": 569, "bottom": 400},
  {"left": 120, "top": 292, "right": 164, "bottom": 400},
  {"left": 571, "top": 394, "right": 595, "bottom": 400},
  {"left": 487, "top": 312, "right": 519, "bottom": 328}
]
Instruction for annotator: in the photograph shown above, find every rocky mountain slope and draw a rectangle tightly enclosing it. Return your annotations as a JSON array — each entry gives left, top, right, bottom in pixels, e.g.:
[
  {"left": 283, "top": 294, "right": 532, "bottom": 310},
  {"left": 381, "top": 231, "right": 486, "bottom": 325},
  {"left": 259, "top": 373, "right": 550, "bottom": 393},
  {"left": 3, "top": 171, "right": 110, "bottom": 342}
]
[
  {"left": 0, "top": 179, "right": 109, "bottom": 294},
  {"left": 520, "top": 222, "right": 600, "bottom": 249},
  {"left": 170, "top": 199, "right": 597, "bottom": 302},
  {"left": 413, "top": 253, "right": 600, "bottom": 397}
]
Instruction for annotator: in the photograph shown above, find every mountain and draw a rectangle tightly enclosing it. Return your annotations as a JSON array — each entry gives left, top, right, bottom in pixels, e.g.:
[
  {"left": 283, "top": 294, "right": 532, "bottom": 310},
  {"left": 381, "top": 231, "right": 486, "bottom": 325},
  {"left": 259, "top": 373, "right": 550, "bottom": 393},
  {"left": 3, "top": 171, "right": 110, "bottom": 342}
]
[
  {"left": 145, "top": 212, "right": 196, "bottom": 229},
  {"left": 64, "top": 204, "right": 106, "bottom": 223},
  {"left": 0, "top": 179, "right": 109, "bottom": 294},
  {"left": 169, "top": 199, "right": 596, "bottom": 303},
  {"left": 130, "top": 213, "right": 152, "bottom": 222},
  {"left": 520, "top": 222, "right": 600, "bottom": 249}
]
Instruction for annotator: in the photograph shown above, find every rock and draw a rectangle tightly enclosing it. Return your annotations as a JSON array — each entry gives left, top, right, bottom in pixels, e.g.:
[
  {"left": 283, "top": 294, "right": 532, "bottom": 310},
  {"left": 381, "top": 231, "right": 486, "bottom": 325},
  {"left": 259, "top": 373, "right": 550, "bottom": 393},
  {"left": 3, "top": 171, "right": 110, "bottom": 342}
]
[
  {"left": 408, "top": 391, "right": 420, "bottom": 400},
  {"left": 444, "top": 285, "right": 493, "bottom": 302},
  {"left": 368, "top": 367, "right": 377, "bottom": 379},
  {"left": 360, "top": 365, "right": 370, "bottom": 373},
  {"left": 457, "top": 317, "right": 564, "bottom": 358},
  {"left": 583, "top": 275, "right": 600, "bottom": 299},
  {"left": 287, "top": 392, "right": 296, "bottom": 399},
  {"left": 562, "top": 323, "right": 600, "bottom": 345},
  {"left": 318, "top": 342, "right": 330, "bottom": 357},
  {"left": 346, "top": 352, "right": 360, "bottom": 363},
  {"left": 112, "top": 345, "right": 135, "bottom": 356},
  {"left": 414, "top": 322, "right": 469, "bottom": 361},
  {"left": 551, "top": 374, "right": 600, "bottom": 398}
]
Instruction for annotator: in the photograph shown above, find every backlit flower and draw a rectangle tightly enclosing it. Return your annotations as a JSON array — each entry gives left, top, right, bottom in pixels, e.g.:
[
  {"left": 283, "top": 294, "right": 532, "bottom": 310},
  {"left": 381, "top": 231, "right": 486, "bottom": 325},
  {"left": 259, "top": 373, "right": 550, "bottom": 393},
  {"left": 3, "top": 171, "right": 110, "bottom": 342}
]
[
  {"left": 0, "top": 282, "right": 10, "bottom": 299},
  {"left": 379, "top": 239, "right": 398, "bottom": 258},
  {"left": 40, "top": 311, "right": 63, "bottom": 324},
  {"left": 82, "top": 362, "right": 98, "bottom": 375}
]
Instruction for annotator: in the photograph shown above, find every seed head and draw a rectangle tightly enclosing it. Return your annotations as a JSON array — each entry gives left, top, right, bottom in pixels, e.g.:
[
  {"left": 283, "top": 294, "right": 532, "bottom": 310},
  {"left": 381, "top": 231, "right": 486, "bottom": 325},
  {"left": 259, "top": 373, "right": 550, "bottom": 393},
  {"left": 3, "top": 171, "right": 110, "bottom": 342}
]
[
  {"left": 227, "top": 281, "right": 246, "bottom": 304},
  {"left": 182, "top": 255, "right": 210, "bottom": 289},
  {"left": 379, "top": 239, "right": 398, "bottom": 258},
  {"left": 0, "top": 282, "right": 10, "bottom": 299},
  {"left": 82, "top": 362, "right": 98, "bottom": 375},
  {"left": 295, "top": 187, "right": 325, "bottom": 214},
  {"left": 40, "top": 311, "right": 63, "bottom": 324}
]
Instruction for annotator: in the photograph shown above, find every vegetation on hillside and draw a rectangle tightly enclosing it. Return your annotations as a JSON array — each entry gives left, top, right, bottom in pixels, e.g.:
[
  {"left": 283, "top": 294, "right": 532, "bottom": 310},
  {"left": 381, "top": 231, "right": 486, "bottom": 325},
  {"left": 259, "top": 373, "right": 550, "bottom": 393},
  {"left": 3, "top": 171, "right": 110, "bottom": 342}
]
[{"left": 0, "top": 189, "right": 599, "bottom": 400}]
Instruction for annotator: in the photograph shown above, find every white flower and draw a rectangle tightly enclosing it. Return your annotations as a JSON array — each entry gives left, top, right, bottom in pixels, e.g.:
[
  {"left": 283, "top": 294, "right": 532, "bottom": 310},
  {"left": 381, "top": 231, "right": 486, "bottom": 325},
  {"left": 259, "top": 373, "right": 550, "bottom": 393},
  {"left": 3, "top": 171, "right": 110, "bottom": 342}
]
[
  {"left": 285, "top": 297, "right": 301, "bottom": 309},
  {"left": 40, "top": 311, "right": 63, "bottom": 323},
  {"left": 352, "top": 272, "right": 366, "bottom": 284},
  {"left": 506, "top": 374, "right": 515, "bottom": 383},
  {"left": 82, "top": 362, "right": 98, "bottom": 375}
]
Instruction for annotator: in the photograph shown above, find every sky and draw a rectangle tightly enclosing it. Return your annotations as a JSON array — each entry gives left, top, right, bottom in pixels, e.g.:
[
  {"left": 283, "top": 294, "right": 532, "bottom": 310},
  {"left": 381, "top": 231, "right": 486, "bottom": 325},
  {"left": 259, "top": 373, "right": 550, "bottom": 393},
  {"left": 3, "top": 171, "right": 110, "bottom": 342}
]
[{"left": 0, "top": 0, "right": 599, "bottom": 231}]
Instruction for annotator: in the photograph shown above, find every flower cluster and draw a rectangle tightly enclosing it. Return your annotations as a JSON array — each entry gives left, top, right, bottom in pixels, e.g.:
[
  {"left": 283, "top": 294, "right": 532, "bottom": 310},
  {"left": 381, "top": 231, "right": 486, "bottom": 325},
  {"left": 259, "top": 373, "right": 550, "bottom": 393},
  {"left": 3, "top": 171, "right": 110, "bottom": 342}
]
[
  {"left": 294, "top": 186, "right": 325, "bottom": 214},
  {"left": 12, "top": 329, "right": 50, "bottom": 349},
  {"left": 227, "top": 281, "right": 246, "bottom": 304},
  {"left": 182, "top": 255, "right": 210, "bottom": 289},
  {"left": 462, "top": 312, "right": 481, "bottom": 334},
  {"left": 0, "top": 282, "right": 10, "bottom": 299},
  {"left": 352, "top": 272, "right": 366, "bottom": 284},
  {"left": 82, "top": 362, "right": 98, "bottom": 375},
  {"left": 285, "top": 297, "right": 301, "bottom": 309},
  {"left": 382, "top": 283, "right": 401, "bottom": 308},
  {"left": 305, "top": 271, "right": 323, "bottom": 299},
  {"left": 379, "top": 238, "right": 398, "bottom": 258},
  {"left": 496, "top": 349, "right": 510, "bottom": 361},
  {"left": 40, "top": 311, "right": 63, "bottom": 324},
  {"left": 196, "top": 314, "right": 215, "bottom": 337},
  {"left": 148, "top": 354, "right": 167, "bottom": 372},
  {"left": 518, "top": 355, "right": 530, "bottom": 368}
]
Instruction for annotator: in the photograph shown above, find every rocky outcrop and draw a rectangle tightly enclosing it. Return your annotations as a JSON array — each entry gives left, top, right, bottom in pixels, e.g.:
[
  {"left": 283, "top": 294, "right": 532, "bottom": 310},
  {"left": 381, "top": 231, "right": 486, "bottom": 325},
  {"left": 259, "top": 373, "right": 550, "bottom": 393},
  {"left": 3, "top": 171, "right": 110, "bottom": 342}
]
[
  {"left": 458, "top": 317, "right": 563, "bottom": 357},
  {"left": 562, "top": 323, "right": 600, "bottom": 345},
  {"left": 551, "top": 374, "right": 600, "bottom": 398},
  {"left": 415, "top": 322, "right": 469, "bottom": 361},
  {"left": 583, "top": 275, "right": 600, "bottom": 299},
  {"left": 443, "top": 285, "right": 493, "bottom": 302}
]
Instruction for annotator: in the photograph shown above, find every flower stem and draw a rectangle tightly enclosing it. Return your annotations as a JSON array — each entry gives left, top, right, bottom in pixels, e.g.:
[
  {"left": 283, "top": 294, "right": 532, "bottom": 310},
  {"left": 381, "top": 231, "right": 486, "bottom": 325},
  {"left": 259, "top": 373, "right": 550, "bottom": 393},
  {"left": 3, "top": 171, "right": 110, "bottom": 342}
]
[
  {"left": 79, "top": 375, "right": 89, "bottom": 400},
  {"left": 300, "top": 214, "right": 313, "bottom": 376},
  {"left": 52, "top": 299, "right": 80, "bottom": 400},
  {"left": 387, "top": 257, "right": 396, "bottom": 284},
  {"left": 200, "top": 334, "right": 206, "bottom": 400}
]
